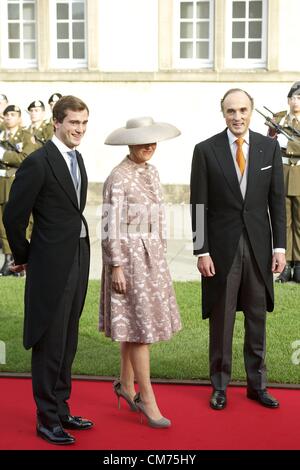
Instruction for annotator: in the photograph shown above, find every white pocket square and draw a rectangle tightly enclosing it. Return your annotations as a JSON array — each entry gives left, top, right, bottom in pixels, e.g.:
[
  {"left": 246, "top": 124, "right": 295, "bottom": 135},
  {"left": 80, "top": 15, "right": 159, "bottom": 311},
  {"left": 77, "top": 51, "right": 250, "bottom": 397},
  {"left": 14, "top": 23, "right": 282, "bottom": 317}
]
[{"left": 261, "top": 165, "right": 272, "bottom": 171}]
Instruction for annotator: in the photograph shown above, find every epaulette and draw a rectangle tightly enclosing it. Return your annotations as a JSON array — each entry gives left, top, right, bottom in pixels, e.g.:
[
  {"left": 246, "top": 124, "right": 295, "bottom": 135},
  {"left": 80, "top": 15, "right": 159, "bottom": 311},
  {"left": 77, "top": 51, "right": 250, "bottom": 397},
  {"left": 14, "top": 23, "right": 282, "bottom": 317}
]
[{"left": 273, "top": 110, "right": 287, "bottom": 119}]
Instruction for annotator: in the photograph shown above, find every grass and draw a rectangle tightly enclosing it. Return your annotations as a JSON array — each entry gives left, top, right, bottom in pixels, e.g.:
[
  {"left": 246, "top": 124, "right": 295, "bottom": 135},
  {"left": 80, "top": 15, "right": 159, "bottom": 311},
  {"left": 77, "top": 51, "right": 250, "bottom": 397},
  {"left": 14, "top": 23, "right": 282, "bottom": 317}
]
[{"left": 0, "top": 279, "right": 299, "bottom": 384}]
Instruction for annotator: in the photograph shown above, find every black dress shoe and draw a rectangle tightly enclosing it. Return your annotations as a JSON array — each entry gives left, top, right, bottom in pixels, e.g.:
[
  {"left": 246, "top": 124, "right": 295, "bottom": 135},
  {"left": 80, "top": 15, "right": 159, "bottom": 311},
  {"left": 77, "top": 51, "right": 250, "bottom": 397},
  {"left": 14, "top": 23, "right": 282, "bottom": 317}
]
[
  {"left": 60, "top": 415, "right": 94, "bottom": 430},
  {"left": 36, "top": 423, "right": 75, "bottom": 445},
  {"left": 292, "top": 262, "right": 300, "bottom": 283},
  {"left": 276, "top": 263, "right": 292, "bottom": 283},
  {"left": 247, "top": 389, "right": 279, "bottom": 408},
  {"left": 0, "top": 254, "right": 14, "bottom": 276},
  {"left": 210, "top": 390, "right": 227, "bottom": 410}
]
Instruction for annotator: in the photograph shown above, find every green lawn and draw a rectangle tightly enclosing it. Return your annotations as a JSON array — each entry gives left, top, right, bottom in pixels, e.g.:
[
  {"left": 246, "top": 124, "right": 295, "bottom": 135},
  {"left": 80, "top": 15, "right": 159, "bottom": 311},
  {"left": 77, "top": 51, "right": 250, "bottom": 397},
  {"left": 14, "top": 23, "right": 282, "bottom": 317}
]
[{"left": 0, "top": 279, "right": 299, "bottom": 384}]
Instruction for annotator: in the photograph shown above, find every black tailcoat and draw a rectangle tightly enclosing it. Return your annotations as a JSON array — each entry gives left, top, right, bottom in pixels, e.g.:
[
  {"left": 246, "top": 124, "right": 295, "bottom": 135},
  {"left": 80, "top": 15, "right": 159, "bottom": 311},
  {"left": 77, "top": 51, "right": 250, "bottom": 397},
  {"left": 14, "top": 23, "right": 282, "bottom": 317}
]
[
  {"left": 190, "top": 129, "right": 286, "bottom": 318},
  {"left": 3, "top": 140, "right": 90, "bottom": 348}
]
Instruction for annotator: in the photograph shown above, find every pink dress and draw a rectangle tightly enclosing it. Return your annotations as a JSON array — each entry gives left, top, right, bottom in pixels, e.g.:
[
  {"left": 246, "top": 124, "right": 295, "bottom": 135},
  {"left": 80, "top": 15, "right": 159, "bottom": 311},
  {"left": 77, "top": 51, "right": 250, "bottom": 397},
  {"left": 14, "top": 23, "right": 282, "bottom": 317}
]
[{"left": 99, "top": 156, "right": 182, "bottom": 343}]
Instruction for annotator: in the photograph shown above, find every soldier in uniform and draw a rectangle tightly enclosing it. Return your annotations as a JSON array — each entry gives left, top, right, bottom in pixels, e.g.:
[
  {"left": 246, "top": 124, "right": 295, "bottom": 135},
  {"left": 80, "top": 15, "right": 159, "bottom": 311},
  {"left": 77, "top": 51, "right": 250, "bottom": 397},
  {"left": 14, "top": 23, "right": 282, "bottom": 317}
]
[
  {"left": 0, "top": 94, "right": 8, "bottom": 131},
  {"left": 0, "top": 95, "right": 8, "bottom": 248},
  {"left": 27, "top": 100, "right": 54, "bottom": 150},
  {"left": 48, "top": 93, "right": 62, "bottom": 112},
  {"left": 268, "top": 82, "right": 300, "bottom": 283},
  {"left": 0, "top": 105, "right": 35, "bottom": 275}
]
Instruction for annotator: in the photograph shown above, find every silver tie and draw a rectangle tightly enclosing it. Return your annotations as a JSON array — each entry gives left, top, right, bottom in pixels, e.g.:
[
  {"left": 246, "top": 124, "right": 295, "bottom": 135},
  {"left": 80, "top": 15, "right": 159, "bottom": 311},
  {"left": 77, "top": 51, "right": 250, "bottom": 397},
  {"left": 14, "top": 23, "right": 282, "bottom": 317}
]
[{"left": 67, "top": 150, "right": 78, "bottom": 188}]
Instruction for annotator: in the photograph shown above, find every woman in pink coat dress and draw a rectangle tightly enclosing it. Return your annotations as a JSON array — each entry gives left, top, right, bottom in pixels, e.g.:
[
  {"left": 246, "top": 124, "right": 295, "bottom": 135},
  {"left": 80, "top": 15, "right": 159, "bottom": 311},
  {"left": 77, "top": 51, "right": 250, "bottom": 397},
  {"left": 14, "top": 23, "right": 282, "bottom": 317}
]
[{"left": 100, "top": 117, "right": 182, "bottom": 428}]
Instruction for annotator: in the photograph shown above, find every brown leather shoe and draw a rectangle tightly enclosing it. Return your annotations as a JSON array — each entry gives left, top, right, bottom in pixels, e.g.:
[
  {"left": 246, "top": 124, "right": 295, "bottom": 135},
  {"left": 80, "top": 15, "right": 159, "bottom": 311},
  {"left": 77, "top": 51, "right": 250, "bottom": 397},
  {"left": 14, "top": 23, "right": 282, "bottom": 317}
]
[
  {"left": 247, "top": 388, "right": 279, "bottom": 408},
  {"left": 210, "top": 390, "right": 227, "bottom": 410}
]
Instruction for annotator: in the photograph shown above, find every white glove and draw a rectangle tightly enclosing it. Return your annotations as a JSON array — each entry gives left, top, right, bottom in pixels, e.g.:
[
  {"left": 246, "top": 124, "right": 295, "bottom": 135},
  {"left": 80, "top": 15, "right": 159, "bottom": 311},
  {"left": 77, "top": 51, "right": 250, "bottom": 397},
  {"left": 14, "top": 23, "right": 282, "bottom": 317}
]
[{"left": 0, "top": 146, "right": 5, "bottom": 160}]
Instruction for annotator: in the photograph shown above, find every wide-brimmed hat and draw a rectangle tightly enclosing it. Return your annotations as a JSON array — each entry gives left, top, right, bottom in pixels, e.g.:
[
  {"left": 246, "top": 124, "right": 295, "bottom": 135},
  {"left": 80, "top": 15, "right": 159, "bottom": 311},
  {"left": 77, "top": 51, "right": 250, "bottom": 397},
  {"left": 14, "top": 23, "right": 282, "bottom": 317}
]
[{"left": 105, "top": 116, "right": 181, "bottom": 145}]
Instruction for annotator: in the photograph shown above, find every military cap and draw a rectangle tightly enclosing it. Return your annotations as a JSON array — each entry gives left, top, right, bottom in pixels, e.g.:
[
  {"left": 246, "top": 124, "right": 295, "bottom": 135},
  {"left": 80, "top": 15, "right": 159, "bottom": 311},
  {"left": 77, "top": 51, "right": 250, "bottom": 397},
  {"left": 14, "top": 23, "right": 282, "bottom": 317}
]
[
  {"left": 287, "top": 82, "right": 300, "bottom": 98},
  {"left": 0, "top": 94, "right": 8, "bottom": 101},
  {"left": 3, "top": 105, "right": 21, "bottom": 115},
  {"left": 48, "top": 93, "right": 62, "bottom": 104},
  {"left": 28, "top": 100, "right": 45, "bottom": 111}
]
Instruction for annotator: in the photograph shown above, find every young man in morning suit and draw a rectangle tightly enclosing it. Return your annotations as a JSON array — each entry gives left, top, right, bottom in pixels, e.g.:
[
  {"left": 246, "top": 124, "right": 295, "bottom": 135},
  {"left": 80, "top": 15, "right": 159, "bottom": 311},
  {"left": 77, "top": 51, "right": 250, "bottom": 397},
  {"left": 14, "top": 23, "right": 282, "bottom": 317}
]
[
  {"left": 190, "top": 89, "right": 286, "bottom": 410},
  {"left": 3, "top": 96, "right": 93, "bottom": 445}
]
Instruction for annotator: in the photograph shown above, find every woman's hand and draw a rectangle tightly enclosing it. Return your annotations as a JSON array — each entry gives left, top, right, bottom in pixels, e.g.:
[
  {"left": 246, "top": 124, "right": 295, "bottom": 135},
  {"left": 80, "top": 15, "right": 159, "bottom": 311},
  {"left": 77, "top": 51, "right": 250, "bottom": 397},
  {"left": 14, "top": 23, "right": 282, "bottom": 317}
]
[{"left": 112, "top": 266, "right": 126, "bottom": 294}]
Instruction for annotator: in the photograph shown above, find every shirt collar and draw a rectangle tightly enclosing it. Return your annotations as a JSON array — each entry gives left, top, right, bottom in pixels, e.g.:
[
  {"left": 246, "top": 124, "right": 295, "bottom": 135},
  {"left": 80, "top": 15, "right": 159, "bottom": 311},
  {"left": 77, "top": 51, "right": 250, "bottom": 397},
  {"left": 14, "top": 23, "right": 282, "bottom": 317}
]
[
  {"left": 289, "top": 113, "right": 300, "bottom": 123},
  {"left": 52, "top": 134, "right": 75, "bottom": 154},
  {"left": 227, "top": 128, "right": 250, "bottom": 145}
]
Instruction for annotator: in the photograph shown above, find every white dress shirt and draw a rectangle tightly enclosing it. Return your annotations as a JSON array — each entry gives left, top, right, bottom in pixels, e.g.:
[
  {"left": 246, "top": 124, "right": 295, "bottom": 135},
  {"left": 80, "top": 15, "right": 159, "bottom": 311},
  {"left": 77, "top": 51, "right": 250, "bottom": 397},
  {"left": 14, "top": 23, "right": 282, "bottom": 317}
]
[
  {"left": 51, "top": 135, "right": 86, "bottom": 238},
  {"left": 51, "top": 135, "right": 79, "bottom": 181}
]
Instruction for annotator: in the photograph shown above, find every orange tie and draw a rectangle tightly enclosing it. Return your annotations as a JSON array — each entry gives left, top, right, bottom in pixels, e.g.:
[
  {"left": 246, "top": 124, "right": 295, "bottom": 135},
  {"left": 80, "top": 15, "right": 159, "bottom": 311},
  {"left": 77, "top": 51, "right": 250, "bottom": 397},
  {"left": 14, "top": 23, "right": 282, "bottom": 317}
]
[{"left": 236, "top": 137, "right": 246, "bottom": 175}]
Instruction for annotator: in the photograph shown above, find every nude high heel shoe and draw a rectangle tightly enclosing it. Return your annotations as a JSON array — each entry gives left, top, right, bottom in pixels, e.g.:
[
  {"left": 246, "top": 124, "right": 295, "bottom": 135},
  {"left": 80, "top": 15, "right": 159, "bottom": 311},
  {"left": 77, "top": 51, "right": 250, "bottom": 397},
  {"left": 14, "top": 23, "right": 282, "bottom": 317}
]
[
  {"left": 133, "top": 392, "right": 171, "bottom": 428},
  {"left": 113, "top": 380, "right": 138, "bottom": 411}
]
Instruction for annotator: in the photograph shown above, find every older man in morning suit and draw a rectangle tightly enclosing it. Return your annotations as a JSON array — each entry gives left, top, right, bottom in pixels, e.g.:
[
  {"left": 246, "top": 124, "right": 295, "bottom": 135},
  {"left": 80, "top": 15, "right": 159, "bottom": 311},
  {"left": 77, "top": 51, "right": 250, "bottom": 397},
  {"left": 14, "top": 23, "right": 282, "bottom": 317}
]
[{"left": 190, "top": 89, "right": 286, "bottom": 410}]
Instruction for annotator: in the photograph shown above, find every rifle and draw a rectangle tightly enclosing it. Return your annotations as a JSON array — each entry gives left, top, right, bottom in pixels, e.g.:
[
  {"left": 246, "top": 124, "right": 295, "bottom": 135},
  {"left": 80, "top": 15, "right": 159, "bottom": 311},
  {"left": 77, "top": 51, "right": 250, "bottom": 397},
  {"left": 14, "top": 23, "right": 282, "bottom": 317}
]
[
  {"left": 33, "top": 133, "right": 46, "bottom": 145},
  {"left": 0, "top": 139, "right": 20, "bottom": 153},
  {"left": 255, "top": 108, "right": 294, "bottom": 141},
  {"left": 263, "top": 106, "right": 300, "bottom": 138}
]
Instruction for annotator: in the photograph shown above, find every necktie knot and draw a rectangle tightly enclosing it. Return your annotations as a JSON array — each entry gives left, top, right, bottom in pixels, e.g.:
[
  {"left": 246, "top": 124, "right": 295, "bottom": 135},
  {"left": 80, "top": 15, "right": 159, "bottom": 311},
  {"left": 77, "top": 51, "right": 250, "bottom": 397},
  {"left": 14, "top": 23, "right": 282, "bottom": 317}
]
[
  {"left": 235, "top": 137, "right": 246, "bottom": 175},
  {"left": 67, "top": 150, "right": 76, "bottom": 159},
  {"left": 236, "top": 137, "right": 244, "bottom": 147}
]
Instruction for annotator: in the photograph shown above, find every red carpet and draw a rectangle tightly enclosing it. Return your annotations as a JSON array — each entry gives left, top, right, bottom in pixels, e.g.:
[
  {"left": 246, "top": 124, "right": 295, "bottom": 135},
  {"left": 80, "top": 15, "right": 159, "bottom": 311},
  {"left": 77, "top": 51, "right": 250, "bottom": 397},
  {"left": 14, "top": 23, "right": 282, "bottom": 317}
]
[{"left": 0, "top": 378, "right": 299, "bottom": 450}]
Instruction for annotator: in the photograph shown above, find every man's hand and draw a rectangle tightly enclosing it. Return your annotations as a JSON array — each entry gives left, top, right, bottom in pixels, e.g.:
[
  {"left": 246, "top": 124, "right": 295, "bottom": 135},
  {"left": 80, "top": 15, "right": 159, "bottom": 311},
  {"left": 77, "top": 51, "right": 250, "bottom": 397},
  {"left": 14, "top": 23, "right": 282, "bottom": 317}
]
[
  {"left": 272, "top": 253, "right": 286, "bottom": 273},
  {"left": 111, "top": 266, "right": 126, "bottom": 294},
  {"left": 10, "top": 263, "right": 27, "bottom": 273},
  {"left": 197, "top": 255, "right": 216, "bottom": 277}
]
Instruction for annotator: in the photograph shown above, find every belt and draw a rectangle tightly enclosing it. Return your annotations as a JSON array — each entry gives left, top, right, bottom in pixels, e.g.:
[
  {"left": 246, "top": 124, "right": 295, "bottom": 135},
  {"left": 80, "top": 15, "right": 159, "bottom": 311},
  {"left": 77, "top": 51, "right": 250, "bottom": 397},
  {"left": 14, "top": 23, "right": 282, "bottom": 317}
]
[
  {"left": 120, "top": 222, "right": 153, "bottom": 233},
  {"left": 282, "top": 157, "right": 300, "bottom": 166},
  {"left": 0, "top": 168, "right": 16, "bottom": 177}
]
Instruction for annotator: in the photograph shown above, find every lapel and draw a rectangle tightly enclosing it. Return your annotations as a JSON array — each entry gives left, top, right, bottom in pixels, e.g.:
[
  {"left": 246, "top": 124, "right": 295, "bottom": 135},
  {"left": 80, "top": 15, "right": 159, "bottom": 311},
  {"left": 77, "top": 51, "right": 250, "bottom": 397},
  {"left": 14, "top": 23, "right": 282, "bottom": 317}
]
[
  {"left": 212, "top": 129, "right": 244, "bottom": 204},
  {"left": 244, "top": 130, "right": 264, "bottom": 203},
  {"left": 76, "top": 150, "right": 88, "bottom": 211},
  {"left": 44, "top": 140, "right": 79, "bottom": 209}
]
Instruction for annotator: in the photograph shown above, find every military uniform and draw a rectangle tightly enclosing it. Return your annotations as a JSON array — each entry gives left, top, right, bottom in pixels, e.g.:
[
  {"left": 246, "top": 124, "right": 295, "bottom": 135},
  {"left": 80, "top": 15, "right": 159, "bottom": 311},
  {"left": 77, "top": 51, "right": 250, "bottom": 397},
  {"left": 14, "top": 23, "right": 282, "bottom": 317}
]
[
  {"left": 0, "top": 93, "right": 8, "bottom": 131},
  {"left": 270, "top": 110, "right": 300, "bottom": 279},
  {"left": 27, "top": 119, "right": 54, "bottom": 150},
  {"left": 0, "top": 127, "right": 35, "bottom": 254},
  {"left": 0, "top": 115, "right": 5, "bottom": 132}
]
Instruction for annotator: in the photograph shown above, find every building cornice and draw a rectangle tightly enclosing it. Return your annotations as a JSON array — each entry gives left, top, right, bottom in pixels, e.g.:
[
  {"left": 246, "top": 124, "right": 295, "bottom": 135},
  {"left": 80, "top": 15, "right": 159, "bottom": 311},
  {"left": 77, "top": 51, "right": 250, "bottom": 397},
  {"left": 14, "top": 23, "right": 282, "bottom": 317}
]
[{"left": 1, "top": 70, "right": 300, "bottom": 82}]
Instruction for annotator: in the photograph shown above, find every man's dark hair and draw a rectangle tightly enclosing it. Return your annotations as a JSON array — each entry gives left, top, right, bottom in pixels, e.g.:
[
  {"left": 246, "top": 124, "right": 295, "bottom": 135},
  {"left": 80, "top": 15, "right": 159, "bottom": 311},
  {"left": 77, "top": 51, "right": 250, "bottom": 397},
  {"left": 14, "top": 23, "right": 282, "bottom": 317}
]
[
  {"left": 53, "top": 95, "right": 89, "bottom": 123},
  {"left": 220, "top": 88, "right": 254, "bottom": 112}
]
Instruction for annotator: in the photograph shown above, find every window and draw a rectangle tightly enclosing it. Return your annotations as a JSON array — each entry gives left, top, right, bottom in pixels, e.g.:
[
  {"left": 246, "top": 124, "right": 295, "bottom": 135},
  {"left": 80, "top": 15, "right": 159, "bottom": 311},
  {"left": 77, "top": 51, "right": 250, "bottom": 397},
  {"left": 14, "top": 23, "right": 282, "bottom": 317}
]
[
  {"left": 225, "top": 0, "right": 267, "bottom": 68},
  {"left": 0, "top": 0, "right": 37, "bottom": 68},
  {"left": 51, "top": 0, "right": 87, "bottom": 68},
  {"left": 173, "top": 0, "right": 214, "bottom": 68}
]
